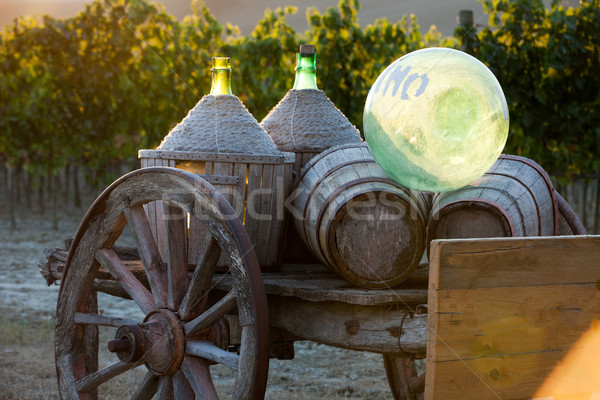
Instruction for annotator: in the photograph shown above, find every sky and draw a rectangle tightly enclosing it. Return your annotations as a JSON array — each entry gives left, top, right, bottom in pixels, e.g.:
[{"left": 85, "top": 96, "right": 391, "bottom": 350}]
[{"left": 0, "top": 0, "right": 490, "bottom": 37}]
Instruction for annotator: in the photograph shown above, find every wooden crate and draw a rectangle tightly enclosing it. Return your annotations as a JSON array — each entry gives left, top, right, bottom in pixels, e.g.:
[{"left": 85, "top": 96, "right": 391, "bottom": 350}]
[
  {"left": 139, "top": 150, "right": 294, "bottom": 270},
  {"left": 426, "top": 235, "right": 600, "bottom": 399}
]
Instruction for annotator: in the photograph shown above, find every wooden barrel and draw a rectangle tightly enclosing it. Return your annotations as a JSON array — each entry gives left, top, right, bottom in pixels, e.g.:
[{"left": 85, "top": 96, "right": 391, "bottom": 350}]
[
  {"left": 427, "top": 155, "right": 559, "bottom": 253},
  {"left": 294, "top": 143, "right": 429, "bottom": 288}
]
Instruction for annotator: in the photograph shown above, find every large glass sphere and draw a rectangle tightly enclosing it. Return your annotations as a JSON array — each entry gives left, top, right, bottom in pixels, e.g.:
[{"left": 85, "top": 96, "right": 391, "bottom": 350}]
[{"left": 364, "top": 47, "right": 509, "bottom": 192}]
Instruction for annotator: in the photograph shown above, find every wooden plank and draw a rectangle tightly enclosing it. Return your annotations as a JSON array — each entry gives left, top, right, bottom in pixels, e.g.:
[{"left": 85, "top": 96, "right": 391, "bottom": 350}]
[
  {"left": 142, "top": 158, "right": 158, "bottom": 249},
  {"left": 195, "top": 174, "right": 239, "bottom": 185},
  {"left": 212, "top": 162, "right": 234, "bottom": 204},
  {"left": 164, "top": 201, "right": 188, "bottom": 310},
  {"left": 255, "top": 164, "right": 275, "bottom": 264},
  {"left": 243, "top": 163, "right": 263, "bottom": 254},
  {"left": 212, "top": 263, "right": 429, "bottom": 306},
  {"left": 42, "top": 259, "right": 429, "bottom": 307},
  {"left": 212, "top": 162, "right": 234, "bottom": 267},
  {"left": 188, "top": 162, "right": 213, "bottom": 265},
  {"left": 429, "top": 235, "right": 600, "bottom": 290},
  {"left": 231, "top": 162, "right": 248, "bottom": 218},
  {"left": 138, "top": 150, "right": 294, "bottom": 164},
  {"left": 426, "top": 235, "right": 600, "bottom": 400},
  {"left": 154, "top": 158, "right": 169, "bottom": 261},
  {"left": 262, "top": 163, "right": 289, "bottom": 267}
]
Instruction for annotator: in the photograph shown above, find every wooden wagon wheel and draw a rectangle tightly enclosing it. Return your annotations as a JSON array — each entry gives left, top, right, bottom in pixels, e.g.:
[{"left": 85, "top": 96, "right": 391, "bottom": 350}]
[{"left": 55, "top": 167, "right": 269, "bottom": 399}]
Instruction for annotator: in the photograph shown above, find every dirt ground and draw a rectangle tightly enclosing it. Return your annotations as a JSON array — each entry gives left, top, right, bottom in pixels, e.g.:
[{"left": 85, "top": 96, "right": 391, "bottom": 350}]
[{"left": 0, "top": 189, "right": 394, "bottom": 399}]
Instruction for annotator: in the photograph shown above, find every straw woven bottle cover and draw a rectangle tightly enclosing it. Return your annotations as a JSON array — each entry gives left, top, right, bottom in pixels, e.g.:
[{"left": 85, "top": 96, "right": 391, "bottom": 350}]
[{"left": 261, "top": 45, "right": 362, "bottom": 153}]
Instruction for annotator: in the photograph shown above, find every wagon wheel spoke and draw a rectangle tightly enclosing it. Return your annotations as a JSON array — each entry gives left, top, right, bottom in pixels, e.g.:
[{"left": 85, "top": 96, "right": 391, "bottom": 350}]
[
  {"left": 179, "top": 237, "right": 222, "bottom": 321},
  {"left": 181, "top": 357, "right": 219, "bottom": 400},
  {"left": 123, "top": 205, "right": 168, "bottom": 308},
  {"left": 156, "top": 376, "right": 174, "bottom": 400},
  {"left": 186, "top": 340, "right": 239, "bottom": 371},
  {"left": 75, "top": 360, "right": 142, "bottom": 393},
  {"left": 163, "top": 201, "right": 189, "bottom": 310},
  {"left": 172, "top": 370, "right": 195, "bottom": 399},
  {"left": 75, "top": 312, "right": 139, "bottom": 327},
  {"left": 130, "top": 371, "right": 158, "bottom": 400},
  {"left": 95, "top": 248, "right": 155, "bottom": 315},
  {"left": 184, "top": 289, "right": 237, "bottom": 336}
]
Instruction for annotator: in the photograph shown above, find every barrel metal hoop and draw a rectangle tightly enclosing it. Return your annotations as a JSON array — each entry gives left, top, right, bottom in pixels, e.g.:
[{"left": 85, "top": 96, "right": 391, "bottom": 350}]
[
  {"left": 300, "top": 158, "right": 378, "bottom": 244},
  {"left": 499, "top": 154, "right": 558, "bottom": 235},
  {"left": 297, "top": 142, "right": 369, "bottom": 183},
  {"left": 485, "top": 171, "right": 542, "bottom": 236}
]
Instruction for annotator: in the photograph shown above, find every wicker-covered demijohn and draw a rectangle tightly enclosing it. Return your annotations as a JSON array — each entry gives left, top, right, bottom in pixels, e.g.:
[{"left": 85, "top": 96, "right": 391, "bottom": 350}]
[
  {"left": 140, "top": 93, "right": 295, "bottom": 270},
  {"left": 261, "top": 88, "right": 362, "bottom": 174},
  {"left": 157, "top": 94, "right": 281, "bottom": 155},
  {"left": 261, "top": 44, "right": 362, "bottom": 175},
  {"left": 260, "top": 45, "right": 362, "bottom": 263}
]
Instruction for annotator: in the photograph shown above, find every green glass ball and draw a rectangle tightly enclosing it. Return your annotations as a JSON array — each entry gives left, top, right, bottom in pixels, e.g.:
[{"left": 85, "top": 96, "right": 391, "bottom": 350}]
[{"left": 364, "top": 47, "right": 509, "bottom": 192}]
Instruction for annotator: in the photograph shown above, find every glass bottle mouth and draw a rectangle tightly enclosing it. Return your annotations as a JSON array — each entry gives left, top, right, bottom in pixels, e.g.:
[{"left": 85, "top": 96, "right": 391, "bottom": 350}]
[
  {"left": 295, "top": 54, "right": 316, "bottom": 71},
  {"left": 212, "top": 57, "right": 232, "bottom": 72}
]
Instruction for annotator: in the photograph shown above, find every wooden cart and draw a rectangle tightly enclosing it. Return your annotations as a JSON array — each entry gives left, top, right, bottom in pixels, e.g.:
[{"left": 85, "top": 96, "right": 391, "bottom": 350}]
[{"left": 42, "top": 166, "right": 600, "bottom": 400}]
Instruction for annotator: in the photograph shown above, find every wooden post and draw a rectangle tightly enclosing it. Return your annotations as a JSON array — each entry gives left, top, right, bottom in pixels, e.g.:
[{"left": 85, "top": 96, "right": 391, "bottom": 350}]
[
  {"left": 458, "top": 10, "right": 474, "bottom": 27},
  {"left": 73, "top": 165, "right": 81, "bottom": 208},
  {"left": 51, "top": 173, "right": 58, "bottom": 230},
  {"left": 458, "top": 10, "right": 474, "bottom": 52},
  {"left": 594, "top": 178, "right": 600, "bottom": 233},
  {"left": 9, "top": 165, "right": 17, "bottom": 230},
  {"left": 64, "top": 165, "right": 70, "bottom": 204},
  {"left": 26, "top": 169, "right": 32, "bottom": 211},
  {"left": 582, "top": 178, "right": 589, "bottom": 228}
]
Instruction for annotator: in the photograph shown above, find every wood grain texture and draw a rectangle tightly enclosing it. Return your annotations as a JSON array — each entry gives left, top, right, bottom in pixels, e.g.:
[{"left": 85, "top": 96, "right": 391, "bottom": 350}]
[
  {"left": 139, "top": 149, "right": 294, "bottom": 164},
  {"left": 163, "top": 202, "right": 188, "bottom": 310},
  {"left": 268, "top": 296, "right": 427, "bottom": 355},
  {"left": 426, "top": 235, "right": 600, "bottom": 400},
  {"left": 44, "top": 258, "right": 429, "bottom": 306},
  {"left": 179, "top": 237, "right": 222, "bottom": 321},
  {"left": 212, "top": 263, "right": 429, "bottom": 306},
  {"left": 187, "top": 161, "right": 212, "bottom": 266},
  {"left": 95, "top": 249, "right": 155, "bottom": 314},
  {"left": 172, "top": 371, "right": 195, "bottom": 400},
  {"left": 130, "top": 372, "right": 158, "bottom": 400},
  {"left": 186, "top": 340, "right": 240, "bottom": 370},
  {"left": 55, "top": 168, "right": 269, "bottom": 400},
  {"left": 124, "top": 203, "right": 168, "bottom": 308},
  {"left": 140, "top": 149, "right": 295, "bottom": 270},
  {"left": 293, "top": 143, "right": 428, "bottom": 288},
  {"left": 180, "top": 357, "right": 219, "bottom": 400}
]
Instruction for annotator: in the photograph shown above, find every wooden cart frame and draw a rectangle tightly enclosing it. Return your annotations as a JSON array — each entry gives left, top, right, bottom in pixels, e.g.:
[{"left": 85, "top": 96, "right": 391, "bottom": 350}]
[{"left": 42, "top": 166, "right": 600, "bottom": 400}]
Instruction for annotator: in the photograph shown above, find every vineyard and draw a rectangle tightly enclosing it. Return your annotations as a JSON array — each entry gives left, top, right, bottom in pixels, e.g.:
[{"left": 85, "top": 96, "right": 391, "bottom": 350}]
[{"left": 1, "top": 0, "right": 600, "bottom": 231}]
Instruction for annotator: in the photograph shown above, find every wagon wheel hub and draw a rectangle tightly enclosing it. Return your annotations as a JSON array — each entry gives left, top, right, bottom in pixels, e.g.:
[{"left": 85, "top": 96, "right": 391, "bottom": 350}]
[
  {"left": 108, "top": 323, "right": 146, "bottom": 363},
  {"left": 107, "top": 309, "right": 186, "bottom": 376},
  {"left": 141, "top": 309, "right": 186, "bottom": 376}
]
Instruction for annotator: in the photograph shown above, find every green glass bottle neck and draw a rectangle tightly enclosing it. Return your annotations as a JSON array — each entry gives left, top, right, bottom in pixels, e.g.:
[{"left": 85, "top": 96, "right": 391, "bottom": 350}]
[
  {"left": 293, "top": 53, "right": 318, "bottom": 90},
  {"left": 210, "top": 57, "right": 232, "bottom": 96}
]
